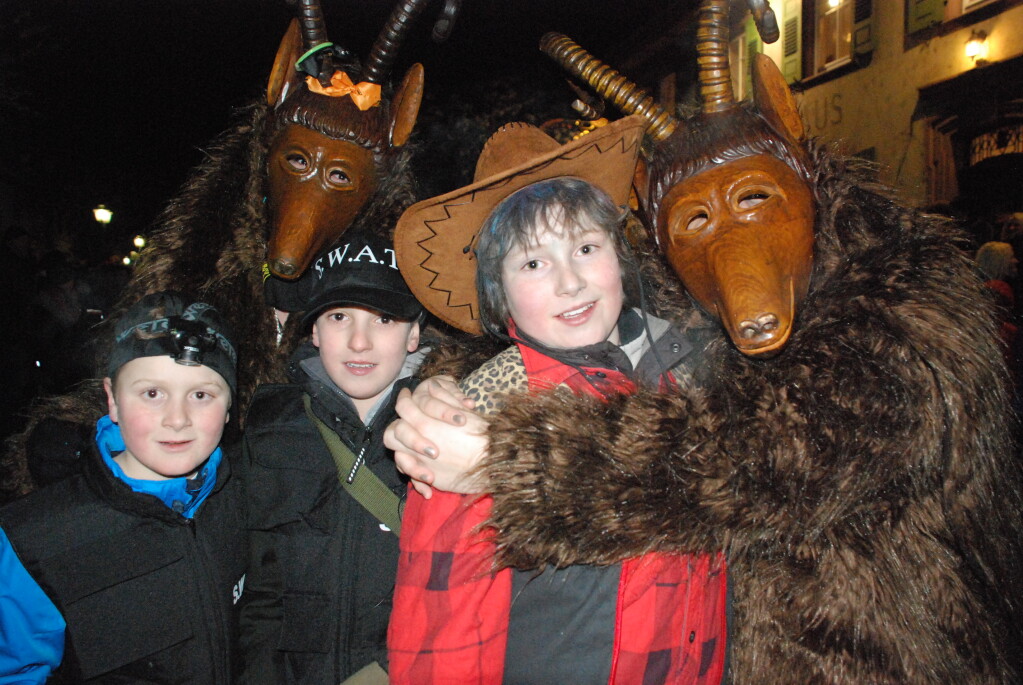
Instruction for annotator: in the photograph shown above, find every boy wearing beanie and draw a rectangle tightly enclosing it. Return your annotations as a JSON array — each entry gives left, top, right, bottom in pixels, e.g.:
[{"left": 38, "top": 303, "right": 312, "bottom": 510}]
[{"left": 0, "top": 291, "right": 247, "bottom": 684}]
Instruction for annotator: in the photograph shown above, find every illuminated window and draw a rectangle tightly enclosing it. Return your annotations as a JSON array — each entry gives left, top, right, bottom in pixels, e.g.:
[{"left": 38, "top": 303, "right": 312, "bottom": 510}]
[{"left": 814, "top": 0, "right": 853, "bottom": 73}]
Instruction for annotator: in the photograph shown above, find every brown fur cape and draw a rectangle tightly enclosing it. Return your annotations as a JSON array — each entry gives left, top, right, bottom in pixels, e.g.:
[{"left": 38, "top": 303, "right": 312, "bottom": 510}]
[{"left": 454, "top": 143, "right": 1022, "bottom": 683}]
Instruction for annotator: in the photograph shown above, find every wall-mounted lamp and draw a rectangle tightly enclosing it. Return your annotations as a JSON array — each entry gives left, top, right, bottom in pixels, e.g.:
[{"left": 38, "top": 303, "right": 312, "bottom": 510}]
[
  {"left": 965, "top": 30, "right": 989, "bottom": 65},
  {"left": 92, "top": 204, "right": 113, "bottom": 224}
]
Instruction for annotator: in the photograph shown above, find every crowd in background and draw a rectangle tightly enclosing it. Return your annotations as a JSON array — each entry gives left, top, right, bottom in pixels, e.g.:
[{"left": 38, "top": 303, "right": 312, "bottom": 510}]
[{"left": 0, "top": 225, "right": 129, "bottom": 444}]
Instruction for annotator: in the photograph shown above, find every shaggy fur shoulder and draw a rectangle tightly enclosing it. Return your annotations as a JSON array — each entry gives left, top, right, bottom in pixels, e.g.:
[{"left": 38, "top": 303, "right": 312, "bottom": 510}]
[
  {"left": 482, "top": 143, "right": 1023, "bottom": 683},
  {"left": 415, "top": 327, "right": 508, "bottom": 382},
  {"left": 1, "top": 383, "right": 106, "bottom": 502}
]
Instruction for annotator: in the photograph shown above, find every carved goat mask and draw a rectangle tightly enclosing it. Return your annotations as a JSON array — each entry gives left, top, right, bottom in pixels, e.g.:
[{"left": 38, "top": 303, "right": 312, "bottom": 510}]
[
  {"left": 649, "top": 44, "right": 815, "bottom": 356},
  {"left": 264, "top": 0, "right": 429, "bottom": 279},
  {"left": 543, "top": 0, "right": 815, "bottom": 355}
]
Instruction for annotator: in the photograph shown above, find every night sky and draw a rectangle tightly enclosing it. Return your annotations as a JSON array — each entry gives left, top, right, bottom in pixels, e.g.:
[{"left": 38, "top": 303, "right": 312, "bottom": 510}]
[{"left": 3, "top": 0, "right": 692, "bottom": 259}]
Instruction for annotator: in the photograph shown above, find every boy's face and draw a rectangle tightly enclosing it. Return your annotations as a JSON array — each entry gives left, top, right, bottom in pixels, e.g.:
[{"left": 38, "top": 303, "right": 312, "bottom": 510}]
[
  {"left": 312, "top": 306, "right": 420, "bottom": 419},
  {"left": 104, "top": 355, "right": 231, "bottom": 481},
  {"left": 501, "top": 215, "right": 624, "bottom": 349}
]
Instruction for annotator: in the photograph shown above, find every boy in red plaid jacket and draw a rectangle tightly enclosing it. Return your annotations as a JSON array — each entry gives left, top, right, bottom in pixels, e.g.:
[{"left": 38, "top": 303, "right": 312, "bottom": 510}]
[{"left": 387, "top": 119, "right": 730, "bottom": 684}]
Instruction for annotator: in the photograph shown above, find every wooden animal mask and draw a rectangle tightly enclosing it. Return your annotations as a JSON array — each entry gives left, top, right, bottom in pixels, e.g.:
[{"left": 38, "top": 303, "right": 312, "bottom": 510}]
[
  {"left": 541, "top": 0, "right": 814, "bottom": 356},
  {"left": 657, "top": 153, "right": 813, "bottom": 355},
  {"left": 264, "top": 0, "right": 429, "bottom": 279}
]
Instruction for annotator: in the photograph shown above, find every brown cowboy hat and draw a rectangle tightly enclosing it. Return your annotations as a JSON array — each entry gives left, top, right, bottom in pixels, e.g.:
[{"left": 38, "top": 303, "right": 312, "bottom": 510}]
[{"left": 394, "top": 115, "right": 646, "bottom": 334}]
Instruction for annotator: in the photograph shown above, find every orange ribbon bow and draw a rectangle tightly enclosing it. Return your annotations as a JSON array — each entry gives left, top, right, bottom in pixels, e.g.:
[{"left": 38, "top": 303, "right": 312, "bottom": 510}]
[{"left": 305, "top": 71, "right": 381, "bottom": 111}]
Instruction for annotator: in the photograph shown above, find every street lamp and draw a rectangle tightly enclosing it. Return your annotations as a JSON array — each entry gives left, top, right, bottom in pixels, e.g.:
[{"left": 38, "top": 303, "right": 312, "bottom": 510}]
[
  {"left": 93, "top": 204, "right": 113, "bottom": 224},
  {"left": 133, "top": 235, "right": 146, "bottom": 249}
]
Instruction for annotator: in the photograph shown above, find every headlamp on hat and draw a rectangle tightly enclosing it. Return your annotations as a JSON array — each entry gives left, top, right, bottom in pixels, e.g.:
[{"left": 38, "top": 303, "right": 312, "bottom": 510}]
[
  {"left": 108, "top": 292, "right": 238, "bottom": 396},
  {"left": 168, "top": 317, "right": 218, "bottom": 367}
]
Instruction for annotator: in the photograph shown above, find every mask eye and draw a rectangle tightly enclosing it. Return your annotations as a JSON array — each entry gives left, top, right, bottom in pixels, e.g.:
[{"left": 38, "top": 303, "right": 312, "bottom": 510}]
[
  {"left": 327, "top": 168, "right": 352, "bottom": 187},
  {"left": 685, "top": 212, "right": 709, "bottom": 231},
  {"left": 284, "top": 154, "right": 308, "bottom": 172},
  {"left": 670, "top": 207, "right": 709, "bottom": 237},
  {"left": 737, "top": 191, "right": 770, "bottom": 210}
]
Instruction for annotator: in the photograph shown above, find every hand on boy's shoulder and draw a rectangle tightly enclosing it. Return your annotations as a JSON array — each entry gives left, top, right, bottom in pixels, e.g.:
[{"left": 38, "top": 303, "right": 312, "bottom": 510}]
[{"left": 386, "top": 378, "right": 488, "bottom": 498}]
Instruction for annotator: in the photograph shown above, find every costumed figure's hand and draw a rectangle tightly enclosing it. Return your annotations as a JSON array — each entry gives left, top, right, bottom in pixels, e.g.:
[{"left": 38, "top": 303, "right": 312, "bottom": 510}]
[{"left": 384, "top": 376, "right": 488, "bottom": 498}]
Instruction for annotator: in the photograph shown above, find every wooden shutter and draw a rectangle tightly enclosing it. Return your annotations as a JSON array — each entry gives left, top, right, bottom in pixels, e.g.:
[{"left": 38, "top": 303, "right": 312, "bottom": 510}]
[
  {"left": 745, "top": 15, "right": 764, "bottom": 98},
  {"left": 781, "top": 0, "right": 802, "bottom": 83},
  {"left": 853, "top": 0, "right": 874, "bottom": 56},
  {"left": 906, "top": 0, "right": 946, "bottom": 34}
]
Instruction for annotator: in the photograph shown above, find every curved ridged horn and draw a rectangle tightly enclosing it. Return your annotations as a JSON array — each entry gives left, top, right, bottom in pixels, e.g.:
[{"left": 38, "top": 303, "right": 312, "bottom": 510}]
[
  {"left": 363, "top": 0, "right": 434, "bottom": 85},
  {"left": 571, "top": 99, "right": 602, "bottom": 119},
  {"left": 697, "top": 0, "right": 734, "bottom": 114},
  {"left": 432, "top": 0, "right": 462, "bottom": 42},
  {"left": 540, "top": 32, "right": 677, "bottom": 142},
  {"left": 297, "top": 0, "right": 329, "bottom": 47},
  {"left": 747, "top": 0, "right": 780, "bottom": 43},
  {"left": 297, "top": 0, "right": 335, "bottom": 86},
  {"left": 565, "top": 80, "right": 605, "bottom": 119}
]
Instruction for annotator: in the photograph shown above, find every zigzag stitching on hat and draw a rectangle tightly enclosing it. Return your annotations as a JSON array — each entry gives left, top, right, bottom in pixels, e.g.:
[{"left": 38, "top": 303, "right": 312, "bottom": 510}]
[
  {"left": 416, "top": 194, "right": 478, "bottom": 320},
  {"left": 412, "top": 128, "right": 641, "bottom": 322}
]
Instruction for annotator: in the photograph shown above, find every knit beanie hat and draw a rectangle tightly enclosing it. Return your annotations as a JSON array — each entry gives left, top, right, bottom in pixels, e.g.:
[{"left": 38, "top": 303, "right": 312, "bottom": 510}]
[{"left": 107, "top": 291, "right": 237, "bottom": 395}]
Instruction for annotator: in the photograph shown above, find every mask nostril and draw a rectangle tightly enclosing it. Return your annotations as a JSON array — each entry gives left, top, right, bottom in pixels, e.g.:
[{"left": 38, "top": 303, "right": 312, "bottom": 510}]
[
  {"left": 740, "top": 313, "right": 780, "bottom": 339},
  {"left": 272, "top": 259, "right": 297, "bottom": 277}
]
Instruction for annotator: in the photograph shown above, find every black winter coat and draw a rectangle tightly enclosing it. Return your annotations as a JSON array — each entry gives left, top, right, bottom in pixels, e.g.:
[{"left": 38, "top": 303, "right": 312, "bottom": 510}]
[
  {"left": 238, "top": 346, "right": 414, "bottom": 684},
  {"left": 0, "top": 437, "right": 248, "bottom": 684}
]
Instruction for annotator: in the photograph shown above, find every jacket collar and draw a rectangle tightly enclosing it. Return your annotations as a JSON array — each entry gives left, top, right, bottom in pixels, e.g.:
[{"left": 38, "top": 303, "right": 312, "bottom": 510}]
[
  {"left": 511, "top": 308, "right": 692, "bottom": 387},
  {"left": 89, "top": 415, "right": 227, "bottom": 521},
  {"left": 291, "top": 340, "right": 428, "bottom": 429}
]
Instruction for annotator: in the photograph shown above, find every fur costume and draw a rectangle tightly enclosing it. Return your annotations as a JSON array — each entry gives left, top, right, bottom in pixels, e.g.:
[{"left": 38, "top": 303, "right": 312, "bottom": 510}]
[{"left": 468, "top": 142, "right": 1023, "bottom": 683}]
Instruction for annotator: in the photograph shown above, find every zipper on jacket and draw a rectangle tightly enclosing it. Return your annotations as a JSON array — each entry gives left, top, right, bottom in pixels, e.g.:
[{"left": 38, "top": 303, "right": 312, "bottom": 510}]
[
  {"left": 345, "top": 430, "right": 372, "bottom": 483},
  {"left": 336, "top": 480, "right": 362, "bottom": 678},
  {"left": 173, "top": 512, "right": 229, "bottom": 682}
]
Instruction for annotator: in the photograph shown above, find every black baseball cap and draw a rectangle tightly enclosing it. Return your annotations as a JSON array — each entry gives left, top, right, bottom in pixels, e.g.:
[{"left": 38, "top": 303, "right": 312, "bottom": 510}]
[
  {"left": 107, "top": 291, "right": 237, "bottom": 395},
  {"left": 300, "top": 229, "right": 423, "bottom": 328}
]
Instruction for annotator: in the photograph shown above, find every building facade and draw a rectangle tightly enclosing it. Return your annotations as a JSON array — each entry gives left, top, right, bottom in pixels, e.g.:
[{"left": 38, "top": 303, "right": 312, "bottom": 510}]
[{"left": 733, "top": 0, "right": 1023, "bottom": 220}]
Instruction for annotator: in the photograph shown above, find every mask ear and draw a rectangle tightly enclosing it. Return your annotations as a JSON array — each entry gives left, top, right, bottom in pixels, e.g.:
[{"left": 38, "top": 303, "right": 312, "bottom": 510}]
[
  {"left": 389, "top": 63, "right": 424, "bottom": 148},
  {"left": 752, "top": 53, "right": 804, "bottom": 145},
  {"left": 267, "top": 19, "right": 306, "bottom": 108}
]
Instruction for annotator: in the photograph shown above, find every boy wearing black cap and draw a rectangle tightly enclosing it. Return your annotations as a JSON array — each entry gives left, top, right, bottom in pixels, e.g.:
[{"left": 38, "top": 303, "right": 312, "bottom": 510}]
[
  {"left": 0, "top": 291, "right": 248, "bottom": 683},
  {"left": 239, "top": 229, "right": 426, "bottom": 685}
]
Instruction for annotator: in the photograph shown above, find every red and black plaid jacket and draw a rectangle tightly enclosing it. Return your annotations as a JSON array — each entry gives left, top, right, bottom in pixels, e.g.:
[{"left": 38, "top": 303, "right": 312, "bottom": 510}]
[{"left": 389, "top": 338, "right": 729, "bottom": 684}]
